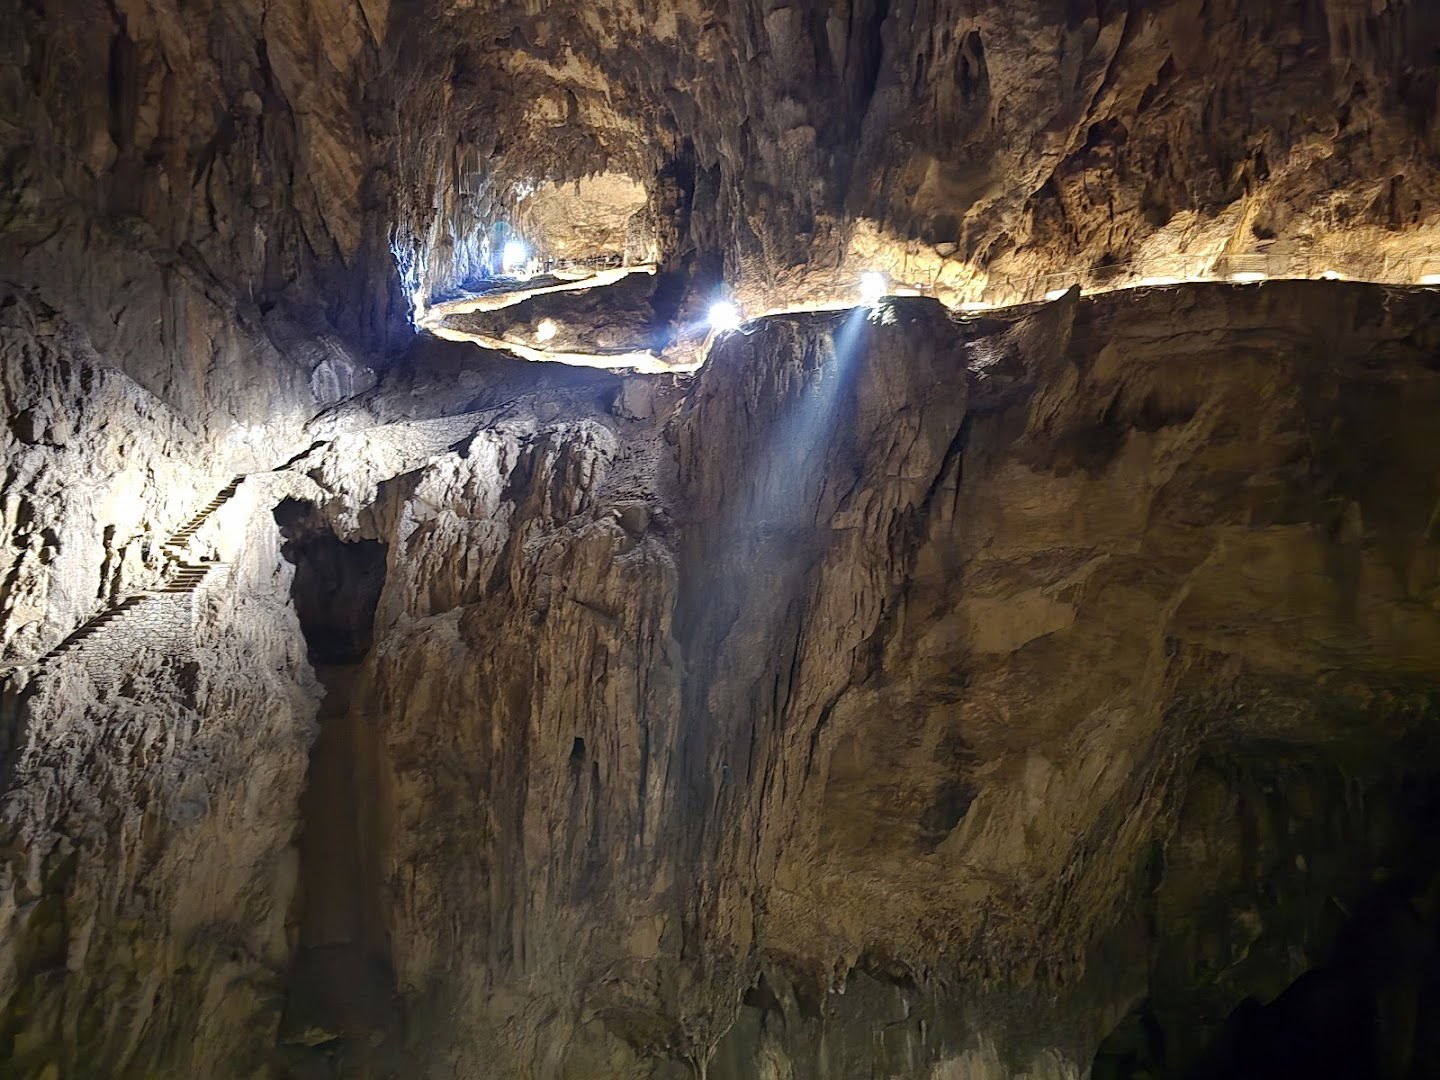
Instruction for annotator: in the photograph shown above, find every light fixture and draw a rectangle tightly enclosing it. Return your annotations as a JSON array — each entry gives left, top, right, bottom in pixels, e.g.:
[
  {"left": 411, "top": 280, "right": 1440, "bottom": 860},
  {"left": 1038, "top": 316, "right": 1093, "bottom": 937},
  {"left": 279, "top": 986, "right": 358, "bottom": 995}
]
[
  {"left": 708, "top": 301, "right": 742, "bottom": 332},
  {"left": 1137, "top": 276, "right": 1181, "bottom": 287},
  {"left": 502, "top": 240, "right": 528, "bottom": 274},
  {"left": 1044, "top": 286, "right": 1075, "bottom": 301},
  {"left": 1420, "top": 274, "right": 1440, "bottom": 286},
  {"left": 535, "top": 318, "right": 557, "bottom": 343},
  {"left": 859, "top": 272, "right": 887, "bottom": 304},
  {"left": 958, "top": 300, "right": 993, "bottom": 312},
  {"left": 1229, "top": 271, "right": 1267, "bottom": 283},
  {"left": 1320, "top": 270, "right": 1343, "bottom": 281}
]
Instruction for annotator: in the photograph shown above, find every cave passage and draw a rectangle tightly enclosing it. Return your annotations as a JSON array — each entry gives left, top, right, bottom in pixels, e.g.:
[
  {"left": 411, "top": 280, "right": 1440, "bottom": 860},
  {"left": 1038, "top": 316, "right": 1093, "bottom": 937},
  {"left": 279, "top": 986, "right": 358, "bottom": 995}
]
[
  {"left": 418, "top": 245, "right": 1440, "bottom": 372},
  {"left": 8, "top": 0, "right": 1440, "bottom": 1073},
  {"left": 272, "top": 498, "right": 398, "bottom": 1068},
  {"left": 1093, "top": 772, "right": 1440, "bottom": 1080}
]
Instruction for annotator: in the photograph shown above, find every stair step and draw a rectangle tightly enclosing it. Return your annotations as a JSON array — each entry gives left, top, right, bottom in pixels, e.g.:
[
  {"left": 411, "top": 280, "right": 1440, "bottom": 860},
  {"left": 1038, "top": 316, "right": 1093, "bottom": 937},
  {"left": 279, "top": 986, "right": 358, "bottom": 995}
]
[{"left": 11, "top": 479, "right": 247, "bottom": 680}]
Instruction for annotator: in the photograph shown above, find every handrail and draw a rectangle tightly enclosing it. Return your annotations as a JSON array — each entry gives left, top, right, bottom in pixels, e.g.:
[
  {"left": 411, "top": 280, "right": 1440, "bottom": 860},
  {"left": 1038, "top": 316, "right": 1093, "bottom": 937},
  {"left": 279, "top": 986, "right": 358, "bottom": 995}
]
[
  {"left": 426, "top": 249, "right": 1440, "bottom": 372},
  {"left": 901, "top": 251, "right": 1440, "bottom": 310}
]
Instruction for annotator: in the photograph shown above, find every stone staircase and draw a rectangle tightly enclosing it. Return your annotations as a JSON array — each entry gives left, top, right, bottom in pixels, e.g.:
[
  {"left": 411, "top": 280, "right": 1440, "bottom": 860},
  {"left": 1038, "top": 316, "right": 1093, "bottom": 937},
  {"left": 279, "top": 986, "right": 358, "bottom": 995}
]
[
  {"left": 161, "top": 476, "right": 242, "bottom": 563},
  {"left": 0, "top": 476, "right": 246, "bottom": 682}
]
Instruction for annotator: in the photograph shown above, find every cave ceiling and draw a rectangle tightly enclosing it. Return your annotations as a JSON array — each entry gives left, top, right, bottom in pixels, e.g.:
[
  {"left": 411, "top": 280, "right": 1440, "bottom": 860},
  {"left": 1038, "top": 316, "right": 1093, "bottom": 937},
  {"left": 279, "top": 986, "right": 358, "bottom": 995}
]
[{"left": 403, "top": 0, "right": 1440, "bottom": 312}]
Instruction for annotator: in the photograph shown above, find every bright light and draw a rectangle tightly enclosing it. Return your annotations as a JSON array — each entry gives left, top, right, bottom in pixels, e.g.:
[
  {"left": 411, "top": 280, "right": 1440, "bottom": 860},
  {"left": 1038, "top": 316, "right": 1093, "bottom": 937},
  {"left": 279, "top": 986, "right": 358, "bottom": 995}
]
[
  {"left": 1044, "top": 286, "right": 1075, "bottom": 300},
  {"left": 1137, "top": 276, "right": 1181, "bottom": 287},
  {"left": 958, "top": 300, "right": 993, "bottom": 312},
  {"left": 502, "top": 240, "right": 528, "bottom": 274},
  {"left": 1320, "top": 270, "right": 1343, "bottom": 281},
  {"left": 1420, "top": 274, "right": 1440, "bottom": 285},
  {"left": 859, "top": 272, "right": 887, "bottom": 304},
  {"left": 708, "top": 301, "right": 742, "bottom": 332},
  {"left": 1230, "top": 271, "right": 1267, "bottom": 283},
  {"left": 535, "top": 319, "right": 557, "bottom": 343}
]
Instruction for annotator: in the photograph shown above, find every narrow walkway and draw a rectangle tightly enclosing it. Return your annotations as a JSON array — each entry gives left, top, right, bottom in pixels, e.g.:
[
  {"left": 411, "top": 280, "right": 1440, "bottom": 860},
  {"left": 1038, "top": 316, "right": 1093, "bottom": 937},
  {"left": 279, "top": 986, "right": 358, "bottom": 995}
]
[
  {"left": 424, "top": 322, "right": 669, "bottom": 372},
  {"left": 421, "top": 251, "right": 1440, "bottom": 372},
  {"left": 421, "top": 263, "right": 657, "bottom": 322},
  {"left": 0, "top": 476, "right": 247, "bottom": 683}
]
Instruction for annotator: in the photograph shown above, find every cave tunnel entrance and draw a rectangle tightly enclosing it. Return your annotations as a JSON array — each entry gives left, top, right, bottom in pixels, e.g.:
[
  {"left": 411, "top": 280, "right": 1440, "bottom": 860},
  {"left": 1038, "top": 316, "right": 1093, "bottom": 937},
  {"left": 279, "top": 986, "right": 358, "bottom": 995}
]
[
  {"left": 1181, "top": 871, "right": 1440, "bottom": 1080},
  {"left": 272, "top": 497, "right": 398, "bottom": 1070}
]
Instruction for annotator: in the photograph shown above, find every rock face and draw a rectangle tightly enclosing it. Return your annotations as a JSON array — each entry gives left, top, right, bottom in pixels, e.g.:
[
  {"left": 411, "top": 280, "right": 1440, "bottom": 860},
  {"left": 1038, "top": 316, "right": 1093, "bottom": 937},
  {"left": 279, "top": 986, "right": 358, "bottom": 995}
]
[
  {"left": 0, "top": 465, "right": 321, "bottom": 1075},
  {"left": 4, "top": 0, "right": 1440, "bottom": 1074},
  {"left": 1, "top": 0, "right": 376, "bottom": 1071},
  {"left": 267, "top": 281, "right": 1440, "bottom": 1076}
]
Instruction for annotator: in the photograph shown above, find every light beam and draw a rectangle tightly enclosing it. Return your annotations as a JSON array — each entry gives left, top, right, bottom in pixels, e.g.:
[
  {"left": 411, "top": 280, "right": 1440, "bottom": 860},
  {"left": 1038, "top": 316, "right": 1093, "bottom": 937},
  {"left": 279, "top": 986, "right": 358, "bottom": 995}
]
[
  {"left": 859, "top": 272, "right": 887, "bottom": 304},
  {"left": 709, "top": 301, "right": 742, "bottom": 332}
]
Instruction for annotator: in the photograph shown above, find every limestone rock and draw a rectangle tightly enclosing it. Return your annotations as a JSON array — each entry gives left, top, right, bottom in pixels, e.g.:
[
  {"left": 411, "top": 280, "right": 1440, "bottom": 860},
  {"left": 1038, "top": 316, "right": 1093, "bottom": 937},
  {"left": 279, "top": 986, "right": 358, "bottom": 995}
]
[
  {"left": 277, "top": 282, "right": 1440, "bottom": 1075},
  {"left": 4, "top": 0, "right": 1440, "bottom": 1072}
]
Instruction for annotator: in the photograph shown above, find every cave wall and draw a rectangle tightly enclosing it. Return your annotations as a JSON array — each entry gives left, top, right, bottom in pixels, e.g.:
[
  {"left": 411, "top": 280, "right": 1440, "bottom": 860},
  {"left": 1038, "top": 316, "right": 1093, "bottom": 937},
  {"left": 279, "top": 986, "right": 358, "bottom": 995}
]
[
  {"left": 1, "top": 0, "right": 396, "bottom": 1072},
  {"left": 0, "top": 283, "right": 330, "bottom": 1073},
  {"left": 3, "top": 0, "right": 1440, "bottom": 1072},
  {"left": 0, "top": 472, "right": 321, "bottom": 1076},
  {"left": 1, "top": 0, "right": 403, "bottom": 356},
  {"left": 281, "top": 281, "right": 1440, "bottom": 1076}
]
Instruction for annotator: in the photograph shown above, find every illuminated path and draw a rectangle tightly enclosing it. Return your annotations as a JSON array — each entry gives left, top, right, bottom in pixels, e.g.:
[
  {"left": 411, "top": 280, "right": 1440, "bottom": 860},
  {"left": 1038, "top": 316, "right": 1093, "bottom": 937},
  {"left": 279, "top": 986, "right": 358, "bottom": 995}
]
[
  {"left": 420, "top": 263, "right": 1440, "bottom": 373},
  {"left": 420, "top": 263, "right": 657, "bottom": 321},
  {"left": 424, "top": 321, "right": 672, "bottom": 373}
]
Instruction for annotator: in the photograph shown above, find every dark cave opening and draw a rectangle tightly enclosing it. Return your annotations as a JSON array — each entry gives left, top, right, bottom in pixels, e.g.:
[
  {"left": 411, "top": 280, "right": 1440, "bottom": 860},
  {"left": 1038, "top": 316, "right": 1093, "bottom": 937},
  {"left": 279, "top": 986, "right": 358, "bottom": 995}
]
[
  {"left": 272, "top": 498, "right": 398, "bottom": 1071},
  {"left": 1184, "top": 871, "right": 1440, "bottom": 1080},
  {"left": 1093, "top": 771, "right": 1440, "bottom": 1080}
]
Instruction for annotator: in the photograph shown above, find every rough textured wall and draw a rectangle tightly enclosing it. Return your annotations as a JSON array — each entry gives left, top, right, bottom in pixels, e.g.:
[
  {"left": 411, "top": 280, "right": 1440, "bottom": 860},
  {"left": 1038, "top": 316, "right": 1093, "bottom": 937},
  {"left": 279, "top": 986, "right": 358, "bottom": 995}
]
[
  {"left": 11, "top": 0, "right": 1436, "bottom": 330},
  {"left": 0, "top": 295, "right": 208, "bottom": 661},
  {"left": 3, "top": 0, "right": 1440, "bottom": 1072},
  {"left": 393, "top": 0, "right": 1440, "bottom": 308},
  {"left": 1, "top": 0, "right": 385, "bottom": 1072},
  {"left": 282, "top": 280, "right": 1440, "bottom": 1076},
  {"left": 0, "top": 470, "right": 320, "bottom": 1077},
  {"left": 0, "top": 0, "right": 402, "bottom": 354}
]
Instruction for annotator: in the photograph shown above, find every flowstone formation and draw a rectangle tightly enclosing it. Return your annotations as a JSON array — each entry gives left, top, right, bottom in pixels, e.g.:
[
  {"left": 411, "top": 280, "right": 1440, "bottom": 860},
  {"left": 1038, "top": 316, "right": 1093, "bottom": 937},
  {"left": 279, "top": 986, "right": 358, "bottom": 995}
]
[{"left": 4, "top": 0, "right": 1440, "bottom": 1075}]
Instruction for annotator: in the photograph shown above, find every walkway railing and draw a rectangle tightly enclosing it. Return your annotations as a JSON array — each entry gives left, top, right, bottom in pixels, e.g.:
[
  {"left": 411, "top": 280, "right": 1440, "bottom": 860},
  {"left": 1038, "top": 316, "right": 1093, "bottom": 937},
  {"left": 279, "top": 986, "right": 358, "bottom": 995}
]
[
  {"left": 0, "top": 477, "right": 247, "bottom": 684},
  {"left": 904, "top": 251, "right": 1440, "bottom": 310},
  {"left": 425, "top": 249, "right": 1440, "bottom": 371},
  {"left": 543, "top": 252, "right": 628, "bottom": 274}
]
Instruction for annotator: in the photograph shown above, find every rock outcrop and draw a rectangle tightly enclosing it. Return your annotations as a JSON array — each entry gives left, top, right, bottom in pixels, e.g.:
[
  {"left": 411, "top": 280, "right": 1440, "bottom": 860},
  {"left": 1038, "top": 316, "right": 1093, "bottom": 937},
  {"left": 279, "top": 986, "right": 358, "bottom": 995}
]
[{"left": 267, "top": 280, "right": 1440, "bottom": 1076}]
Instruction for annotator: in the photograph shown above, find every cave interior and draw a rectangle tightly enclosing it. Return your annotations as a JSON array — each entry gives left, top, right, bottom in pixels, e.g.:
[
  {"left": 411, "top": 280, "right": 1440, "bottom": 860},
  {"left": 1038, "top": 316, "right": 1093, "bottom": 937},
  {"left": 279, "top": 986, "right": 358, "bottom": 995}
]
[{"left": 3, "top": 0, "right": 1440, "bottom": 1076}]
